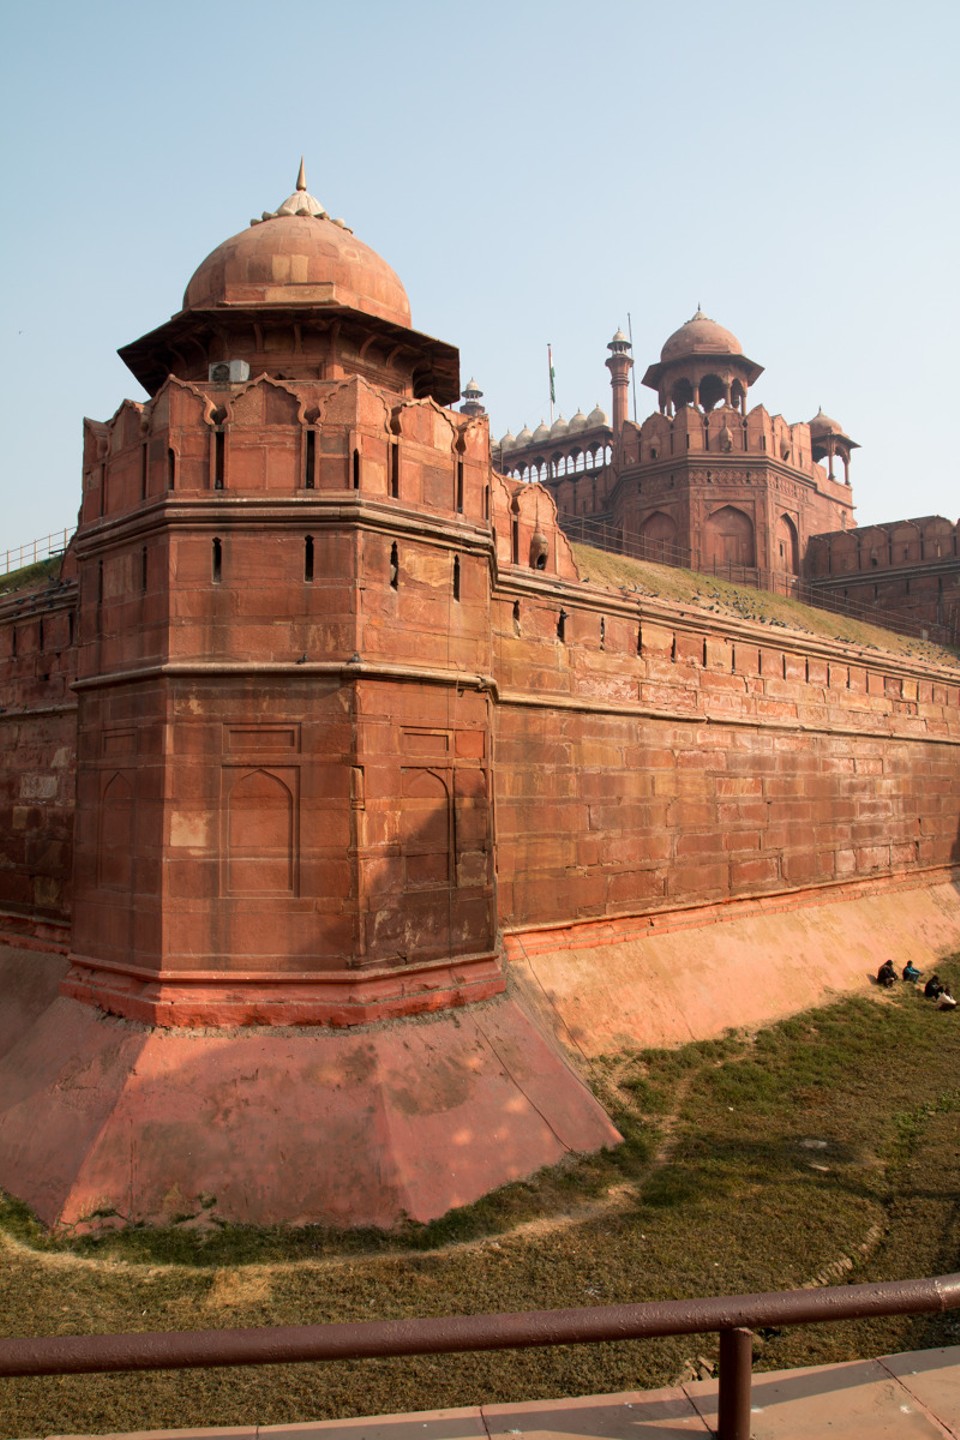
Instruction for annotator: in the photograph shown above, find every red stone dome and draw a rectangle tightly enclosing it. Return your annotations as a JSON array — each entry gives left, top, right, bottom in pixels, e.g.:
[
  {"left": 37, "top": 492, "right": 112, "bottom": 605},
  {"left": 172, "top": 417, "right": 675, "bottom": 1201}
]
[
  {"left": 809, "top": 407, "right": 844, "bottom": 436},
  {"left": 183, "top": 212, "right": 412, "bottom": 329},
  {"left": 661, "top": 308, "right": 743, "bottom": 362}
]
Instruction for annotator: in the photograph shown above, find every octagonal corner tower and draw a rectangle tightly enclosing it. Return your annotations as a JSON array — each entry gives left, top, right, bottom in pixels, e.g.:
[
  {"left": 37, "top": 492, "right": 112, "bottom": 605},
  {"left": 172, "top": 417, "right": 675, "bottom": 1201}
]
[{"left": 66, "top": 168, "right": 501, "bottom": 1029}]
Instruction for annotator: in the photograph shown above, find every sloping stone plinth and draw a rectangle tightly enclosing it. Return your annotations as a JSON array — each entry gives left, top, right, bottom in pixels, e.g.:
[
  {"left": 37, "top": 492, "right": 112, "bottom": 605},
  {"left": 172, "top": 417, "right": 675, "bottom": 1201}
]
[
  {"left": 506, "top": 871, "right": 960, "bottom": 1056},
  {"left": 0, "top": 950, "right": 618, "bottom": 1230}
]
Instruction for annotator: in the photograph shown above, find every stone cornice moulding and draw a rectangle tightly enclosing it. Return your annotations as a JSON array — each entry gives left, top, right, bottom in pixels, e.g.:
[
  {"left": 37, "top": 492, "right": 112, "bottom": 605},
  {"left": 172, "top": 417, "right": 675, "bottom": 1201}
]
[
  {"left": 70, "top": 659, "right": 498, "bottom": 695},
  {"left": 71, "top": 496, "right": 495, "bottom": 556}
]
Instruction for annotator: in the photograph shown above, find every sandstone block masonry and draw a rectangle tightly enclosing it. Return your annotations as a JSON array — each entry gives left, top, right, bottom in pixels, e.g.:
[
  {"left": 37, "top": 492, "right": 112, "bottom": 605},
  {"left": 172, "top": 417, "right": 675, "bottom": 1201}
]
[{"left": 3, "top": 460, "right": 959, "bottom": 981}]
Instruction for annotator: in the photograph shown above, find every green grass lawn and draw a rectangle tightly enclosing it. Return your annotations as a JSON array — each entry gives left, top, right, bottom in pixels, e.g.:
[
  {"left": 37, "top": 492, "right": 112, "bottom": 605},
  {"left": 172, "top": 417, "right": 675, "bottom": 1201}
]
[{"left": 2, "top": 959, "right": 959, "bottom": 1437}]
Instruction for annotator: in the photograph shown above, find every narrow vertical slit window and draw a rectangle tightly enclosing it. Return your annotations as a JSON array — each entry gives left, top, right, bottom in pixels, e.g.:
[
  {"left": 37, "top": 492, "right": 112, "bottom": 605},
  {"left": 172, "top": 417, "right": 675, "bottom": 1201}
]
[
  {"left": 352, "top": 448, "right": 361, "bottom": 489},
  {"left": 304, "top": 535, "right": 314, "bottom": 583},
  {"left": 214, "top": 429, "right": 225, "bottom": 489},
  {"left": 38, "top": 617, "right": 44, "bottom": 652},
  {"left": 390, "top": 442, "right": 399, "bottom": 498},
  {"left": 512, "top": 600, "right": 521, "bottom": 637},
  {"left": 68, "top": 610, "right": 75, "bottom": 646},
  {"left": 212, "top": 537, "right": 222, "bottom": 584},
  {"left": 637, "top": 622, "right": 643, "bottom": 657},
  {"left": 140, "top": 546, "right": 148, "bottom": 594},
  {"left": 167, "top": 447, "right": 176, "bottom": 491},
  {"left": 456, "top": 459, "right": 464, "bottom": 513},
  {"left": 557, "top": 609, "right": 567, "bottom": 644},
  {"left": 483, "top": 484, "right": 490, "bottom": 520},
  {"left": 305, "top": 430, "right": 316, "bottom": 489},
  {"left": 599, "top": 616, "right": 606, "bottom": 651},
  {"left": 511, "top": 517, "right": 519, "bottom": 565},
  {"left": 453, "top": 555, "right": 461, "bottom": 601},
  {"left": 11, "top": 627, "right": 17, "bottom": 658},
  {"left": 389, "top": 541, "right": 399, "bottom": 590}
]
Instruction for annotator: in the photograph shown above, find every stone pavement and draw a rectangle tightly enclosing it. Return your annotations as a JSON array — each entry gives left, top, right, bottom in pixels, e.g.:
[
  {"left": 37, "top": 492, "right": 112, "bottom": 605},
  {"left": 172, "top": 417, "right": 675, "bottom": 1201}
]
[{"left": 38, "top": 1344, "right": 960, "bottom": 1440}]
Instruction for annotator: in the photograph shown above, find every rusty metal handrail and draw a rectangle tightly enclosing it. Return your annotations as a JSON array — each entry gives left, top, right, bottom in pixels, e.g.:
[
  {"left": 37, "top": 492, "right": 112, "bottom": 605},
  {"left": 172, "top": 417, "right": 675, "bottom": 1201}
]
[{"left": 2, "top": 1272, "right": 959, "bottom": 1440}]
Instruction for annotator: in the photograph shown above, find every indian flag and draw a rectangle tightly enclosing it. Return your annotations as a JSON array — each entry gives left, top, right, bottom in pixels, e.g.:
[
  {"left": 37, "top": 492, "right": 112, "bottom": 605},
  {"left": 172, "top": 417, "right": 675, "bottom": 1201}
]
[{"left": 548, "top": 344, "right": 556, "bottom": 406}]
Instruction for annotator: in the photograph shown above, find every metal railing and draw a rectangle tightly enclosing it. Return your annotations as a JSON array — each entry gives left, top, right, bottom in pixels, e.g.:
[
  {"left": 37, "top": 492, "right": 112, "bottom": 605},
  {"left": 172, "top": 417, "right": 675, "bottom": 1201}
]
[
  {"left": 2, "top": 1271, "right": 958, "bottom": 1440},
  {"left": 559, "top": 513, "right": 957, "bottom": 647},
  {"left": 0, "top": 528, "right": 75, "bottom": 578}
]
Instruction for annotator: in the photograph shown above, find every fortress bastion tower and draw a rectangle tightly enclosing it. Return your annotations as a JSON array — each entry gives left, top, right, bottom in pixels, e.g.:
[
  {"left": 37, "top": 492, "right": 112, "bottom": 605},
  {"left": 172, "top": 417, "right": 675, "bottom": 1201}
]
[{"left": 0, "top": 169, "right": 616, "bottom": 1230}]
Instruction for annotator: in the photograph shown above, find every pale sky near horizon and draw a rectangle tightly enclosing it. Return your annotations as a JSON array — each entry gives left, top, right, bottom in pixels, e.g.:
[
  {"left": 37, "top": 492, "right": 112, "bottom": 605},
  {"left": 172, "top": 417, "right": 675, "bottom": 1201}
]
[{"left": 1, "top": 0, "right": 957, "bottom": 555}]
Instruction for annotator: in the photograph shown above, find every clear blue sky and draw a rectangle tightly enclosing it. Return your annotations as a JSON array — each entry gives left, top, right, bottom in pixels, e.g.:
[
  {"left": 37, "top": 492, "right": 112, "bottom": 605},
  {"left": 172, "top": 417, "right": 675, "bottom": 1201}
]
[{"left": 2, "top": 0, "right": 957, "bottom": 554}]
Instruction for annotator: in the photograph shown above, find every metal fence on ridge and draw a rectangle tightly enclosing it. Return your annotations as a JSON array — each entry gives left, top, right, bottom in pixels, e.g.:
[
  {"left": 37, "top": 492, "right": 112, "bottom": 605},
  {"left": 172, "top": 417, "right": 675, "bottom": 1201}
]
[{"left": 1, "top": 528, "right": 76, "bottom": 577}]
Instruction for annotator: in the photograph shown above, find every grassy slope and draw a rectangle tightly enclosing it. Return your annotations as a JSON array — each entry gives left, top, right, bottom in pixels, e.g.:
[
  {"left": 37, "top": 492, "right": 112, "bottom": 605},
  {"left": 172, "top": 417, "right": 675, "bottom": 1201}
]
[
  {"left": 570, "top": 543, "right": 960, "bottom": 669},
  {"left": 0, "top": 557, "right": 61, "bottom": 597},
  {"left": 2, "top": 962, "right": 959, "bottom": 1436}
]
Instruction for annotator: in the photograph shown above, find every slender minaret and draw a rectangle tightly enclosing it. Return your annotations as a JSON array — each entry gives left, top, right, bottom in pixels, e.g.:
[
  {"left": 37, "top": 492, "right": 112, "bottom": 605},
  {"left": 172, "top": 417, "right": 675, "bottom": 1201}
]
[{"left": 605, "top": 328, "right": 633, "bottom": 436}]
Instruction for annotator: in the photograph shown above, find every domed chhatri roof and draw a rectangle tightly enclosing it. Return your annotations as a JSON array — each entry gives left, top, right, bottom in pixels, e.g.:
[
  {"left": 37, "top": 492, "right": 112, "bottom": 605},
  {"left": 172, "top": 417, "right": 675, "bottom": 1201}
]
[
  {"left": 182, "top": 162, "right": 411, "bottom": 329},
  {"left": 660, "top": 307, "right": 743, "bottom": 363},
  {"left": 809, "top": 407, "right": 844, "bottom": 436},
  {"left": 550, "top": 414, "right": 568, "bottom": 437},
  {"left": 531, "top": 420, "right": 551, "bottom": 444},
  {"left": 568, "top": 409, "right": 588, "bottom": 432},
  {"left": 587, "top": 402, "right": 609, "bottom": 427}
]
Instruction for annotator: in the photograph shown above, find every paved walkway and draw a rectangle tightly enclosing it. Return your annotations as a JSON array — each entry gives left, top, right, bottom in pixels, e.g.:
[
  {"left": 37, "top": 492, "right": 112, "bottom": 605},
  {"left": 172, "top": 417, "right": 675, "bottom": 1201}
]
[{"left": 41, "top": 1344, "right": 960, "bottom": 1439}]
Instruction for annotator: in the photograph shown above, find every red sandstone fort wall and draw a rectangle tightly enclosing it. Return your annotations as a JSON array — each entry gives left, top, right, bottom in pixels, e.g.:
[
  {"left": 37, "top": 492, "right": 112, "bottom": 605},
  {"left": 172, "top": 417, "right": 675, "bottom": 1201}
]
[
  {"left": 0, "top": 569, "right": 78, "bottom": 946},
  {"left": 2, "top": 446, "right": 958, "bottom": 969},
  {"left": 490, "top": 575, "right": 960, "bottom": 930}
]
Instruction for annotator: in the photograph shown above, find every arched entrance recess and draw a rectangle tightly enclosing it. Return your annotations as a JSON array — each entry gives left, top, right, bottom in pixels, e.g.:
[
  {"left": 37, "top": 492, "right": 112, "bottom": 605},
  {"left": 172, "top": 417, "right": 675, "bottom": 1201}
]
[
  {"left": 639, "top": 511, "right": 678, "bottom": 563},
  {"left": 775, "top": 513, "right": 800, "bottom": 574},
  {"left": 705, "top": 506, "right": 755, "bottom": 568}
]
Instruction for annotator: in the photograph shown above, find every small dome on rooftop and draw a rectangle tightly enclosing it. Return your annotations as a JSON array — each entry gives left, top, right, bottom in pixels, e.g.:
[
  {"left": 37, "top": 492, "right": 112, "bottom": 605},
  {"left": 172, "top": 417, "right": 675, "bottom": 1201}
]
[
  {"left": 660, "top": 307, "right": 743, "bottom": 363},
  {"left": 550, "top": 414, "right": 568, "bottom": 436},
  {"left": 587, "top": 402, "right": 609, "bottom": 427},
  {"left": 531, "top": 420, "right": 551, "bottom": 444},
  {"left": 568, "top": 409, "right": 588, "bottom": 432},
  {"left": 809, "top": 406, "right": 845, "bottom": 436}
]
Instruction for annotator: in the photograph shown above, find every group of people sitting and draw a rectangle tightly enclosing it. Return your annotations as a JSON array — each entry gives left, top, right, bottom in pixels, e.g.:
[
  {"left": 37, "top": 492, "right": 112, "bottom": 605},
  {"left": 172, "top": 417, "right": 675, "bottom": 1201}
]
[{"left": 876, "top": 958, "right": 957, "bottom": 1009}]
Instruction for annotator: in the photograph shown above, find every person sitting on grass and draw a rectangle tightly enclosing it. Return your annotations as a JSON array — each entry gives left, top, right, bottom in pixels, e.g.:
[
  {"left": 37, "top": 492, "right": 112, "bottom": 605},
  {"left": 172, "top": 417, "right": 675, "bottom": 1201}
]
[
  {"left": 937, "top": 986, "right": 957, "bottom": 1011},
  {"left": 877, "top": 959, "right": 897, "bottom": 989},
  {"left": 902, "top": 961, "right": 923, "bottom": 983},
  {"left": 924, "top": 974, "right": 944, "bottom": 1000}
]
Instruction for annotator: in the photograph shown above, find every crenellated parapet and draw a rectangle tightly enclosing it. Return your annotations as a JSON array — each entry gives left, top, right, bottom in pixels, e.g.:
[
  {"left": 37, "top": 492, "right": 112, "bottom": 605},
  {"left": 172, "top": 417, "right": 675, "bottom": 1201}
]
[{"left": 807, "top": 515, "right": 960, "bottom": 577}]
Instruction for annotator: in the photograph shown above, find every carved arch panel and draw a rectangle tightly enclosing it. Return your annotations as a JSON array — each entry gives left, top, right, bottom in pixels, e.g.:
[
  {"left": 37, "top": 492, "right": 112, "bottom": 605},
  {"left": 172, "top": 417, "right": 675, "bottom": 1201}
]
[{"left": 224, "top": 766, "right": 298, "bottom": 895}]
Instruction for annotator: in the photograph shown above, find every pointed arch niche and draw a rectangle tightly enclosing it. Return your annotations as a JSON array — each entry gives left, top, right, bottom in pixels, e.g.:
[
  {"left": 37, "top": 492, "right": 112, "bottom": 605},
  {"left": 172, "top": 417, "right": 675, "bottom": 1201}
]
[
  {"left": 705, "top": 505, "right": 755, "bottom": 568},
  {"left": 639, "top": 510, "right": 679, "bottom": 562},
  {"left": 775, "top": 513, "right": 800, "bottom": 574},
  {"left": 401, "top": 768, "right": 452, "bottom": 890},
  {"left": 98, "top": 771, "right": 135, "bottom": 891},
  {"left": 224, "top": 766, "right": 298, "bottom": 895}
]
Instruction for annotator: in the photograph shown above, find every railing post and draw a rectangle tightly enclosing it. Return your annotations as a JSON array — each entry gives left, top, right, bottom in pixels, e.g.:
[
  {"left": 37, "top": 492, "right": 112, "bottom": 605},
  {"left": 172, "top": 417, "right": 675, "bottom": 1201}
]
[{"left": 717, "top": 1326, "right": 752, "bottom": 1440}]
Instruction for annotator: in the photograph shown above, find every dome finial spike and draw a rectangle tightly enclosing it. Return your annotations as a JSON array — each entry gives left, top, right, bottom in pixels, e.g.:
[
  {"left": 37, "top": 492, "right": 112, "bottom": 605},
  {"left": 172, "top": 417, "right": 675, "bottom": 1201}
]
[{"left": 296, "top": 156, "right": 307, "bottom": 192}]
